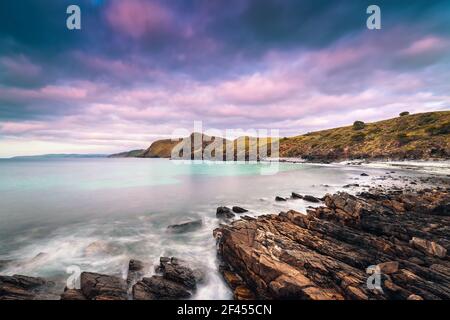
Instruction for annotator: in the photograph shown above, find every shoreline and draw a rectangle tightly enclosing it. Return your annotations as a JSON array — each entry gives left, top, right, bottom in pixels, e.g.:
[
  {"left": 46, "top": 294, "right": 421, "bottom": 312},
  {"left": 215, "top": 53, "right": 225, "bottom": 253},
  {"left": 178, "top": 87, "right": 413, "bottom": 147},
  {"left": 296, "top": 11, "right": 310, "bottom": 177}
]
[{"left": 0, "top": 165, "right": 450, "bottom": 299}]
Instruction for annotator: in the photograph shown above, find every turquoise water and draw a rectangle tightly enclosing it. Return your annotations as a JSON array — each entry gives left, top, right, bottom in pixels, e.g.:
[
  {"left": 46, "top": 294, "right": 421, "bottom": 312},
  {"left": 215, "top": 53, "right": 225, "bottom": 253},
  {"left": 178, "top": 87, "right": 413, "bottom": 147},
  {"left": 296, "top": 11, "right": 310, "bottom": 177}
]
[{"left": 0, "top": 158, "right": 379, "bottom": 299}]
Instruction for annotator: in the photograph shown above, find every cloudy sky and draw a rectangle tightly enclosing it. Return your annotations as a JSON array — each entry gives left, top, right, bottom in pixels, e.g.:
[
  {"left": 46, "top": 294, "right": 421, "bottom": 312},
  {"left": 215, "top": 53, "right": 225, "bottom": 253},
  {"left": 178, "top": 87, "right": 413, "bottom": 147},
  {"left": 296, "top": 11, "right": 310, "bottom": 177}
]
[{"left": 0, "top": 0, "right": 449, "bottom": 157}]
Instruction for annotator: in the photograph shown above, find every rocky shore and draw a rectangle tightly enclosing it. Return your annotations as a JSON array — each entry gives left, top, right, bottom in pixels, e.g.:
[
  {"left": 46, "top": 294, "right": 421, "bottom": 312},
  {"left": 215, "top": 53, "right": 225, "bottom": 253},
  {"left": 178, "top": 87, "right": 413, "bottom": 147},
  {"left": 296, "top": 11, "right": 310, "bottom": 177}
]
[{"left": 214, "top": 187, "right": 450, "bottom": 300}]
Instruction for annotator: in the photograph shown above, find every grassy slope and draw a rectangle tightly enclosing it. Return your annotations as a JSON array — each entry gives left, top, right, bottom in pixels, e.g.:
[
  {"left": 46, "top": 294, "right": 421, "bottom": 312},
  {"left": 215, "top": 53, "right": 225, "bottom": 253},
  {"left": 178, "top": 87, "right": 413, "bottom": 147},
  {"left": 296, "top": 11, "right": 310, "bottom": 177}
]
[
  {"left": 126, "top": 111, "right": 449, "bottom": 160},
  {"left": 279, "top": 111, "right": 450, "bottom": 160}
]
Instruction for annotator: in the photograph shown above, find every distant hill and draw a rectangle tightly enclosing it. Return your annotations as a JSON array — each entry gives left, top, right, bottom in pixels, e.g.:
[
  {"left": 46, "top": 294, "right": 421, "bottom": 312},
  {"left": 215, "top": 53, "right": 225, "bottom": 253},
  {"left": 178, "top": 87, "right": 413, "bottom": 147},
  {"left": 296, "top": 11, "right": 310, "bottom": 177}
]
[
  {"left": 111, "top": 111, "right": 450, "bottom": 161},
  {"left": 6, "top": 154, "right": 107, "bottom": 160},
  {"left": 108, "top": 149, "right": 145, "bottom": 158}
]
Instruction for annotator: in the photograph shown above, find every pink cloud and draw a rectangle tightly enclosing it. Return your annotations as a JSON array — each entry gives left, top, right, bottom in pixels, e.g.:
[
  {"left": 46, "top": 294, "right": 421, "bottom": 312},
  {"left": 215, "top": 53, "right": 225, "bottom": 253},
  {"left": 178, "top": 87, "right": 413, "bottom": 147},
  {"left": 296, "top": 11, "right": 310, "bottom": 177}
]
[
  {"left": 401, "top": 36, "right": 449, "bottom": 56},
  {"left": 105, "top": 0, "right": 173, "bottom": 39}
]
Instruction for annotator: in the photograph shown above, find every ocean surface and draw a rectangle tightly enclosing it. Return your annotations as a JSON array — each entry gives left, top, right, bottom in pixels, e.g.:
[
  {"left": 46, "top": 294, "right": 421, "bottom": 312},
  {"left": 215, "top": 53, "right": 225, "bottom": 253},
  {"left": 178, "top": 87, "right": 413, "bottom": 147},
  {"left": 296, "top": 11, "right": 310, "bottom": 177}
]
[{"left": 0, "top": 158, "right": 448, "bottom": 299}]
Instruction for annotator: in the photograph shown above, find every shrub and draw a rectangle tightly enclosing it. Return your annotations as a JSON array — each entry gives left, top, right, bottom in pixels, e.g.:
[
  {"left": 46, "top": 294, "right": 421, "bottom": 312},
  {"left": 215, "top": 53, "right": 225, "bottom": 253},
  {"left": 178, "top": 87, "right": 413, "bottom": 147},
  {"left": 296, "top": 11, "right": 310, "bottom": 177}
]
[
  {"left": 418, "top": 113, "right": 438, "bottom": 126},
  {"left": 351, "top": 132, "right": 366, "bottom": 142},
  {"left": 426, "top": 122, "right": 450, "bottom": 136},
  {"left": 399, "top": 111, "right": 410, "bottom": 117},
  {"left": 397, "top": 133, "right": 412, "bottom": 145},
  {"left": 353, "top": 121, "right": 365, "bottom": 130}
]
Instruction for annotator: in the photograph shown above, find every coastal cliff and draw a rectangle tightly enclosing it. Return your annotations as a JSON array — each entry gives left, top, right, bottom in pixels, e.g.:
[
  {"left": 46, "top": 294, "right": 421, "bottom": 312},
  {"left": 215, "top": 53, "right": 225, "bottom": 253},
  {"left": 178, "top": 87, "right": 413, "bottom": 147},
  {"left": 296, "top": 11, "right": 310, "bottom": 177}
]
[{"left": 112, "top": 111, "right": 450, "bottom": 161}]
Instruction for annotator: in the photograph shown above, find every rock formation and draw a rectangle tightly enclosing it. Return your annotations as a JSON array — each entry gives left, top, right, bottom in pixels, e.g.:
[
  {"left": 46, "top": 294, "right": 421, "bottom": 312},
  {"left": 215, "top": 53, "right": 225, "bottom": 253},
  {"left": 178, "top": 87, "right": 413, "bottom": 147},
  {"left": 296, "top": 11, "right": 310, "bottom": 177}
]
[{"left": 214, "top": 189, "right": 450, "bottom": 300}]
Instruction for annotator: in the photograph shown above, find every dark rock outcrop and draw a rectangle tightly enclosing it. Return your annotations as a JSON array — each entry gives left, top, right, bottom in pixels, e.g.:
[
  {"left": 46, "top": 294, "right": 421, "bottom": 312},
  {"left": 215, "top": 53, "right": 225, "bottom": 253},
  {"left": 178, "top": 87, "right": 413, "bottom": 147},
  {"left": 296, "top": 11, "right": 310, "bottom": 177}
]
[
  {"left": 214, "top": 189, "right": 450, "bottom": 300},
  {"left": 291, "top": 192, "right": 303, "bottom": 199},
  {"left": 232, "top": 206, "right": 248, "bottom": 214},
  {"left": 275, "top": 196, "right": 287, "bottom": 202},
  {"left": 303, "top": 195, "right": 320, "bottom": 203},
  {"left": 132, "top": 257, "right": 202, "bottom": 300},
  {"left": 127, "top": 259, "right": 145, "bottom": 286},
  {"left": 167, "top": 219, "right": 202, "bottom": 233},
  {"left": 216, "top": 207, "right": 235, "bottom": 219},
  {"left": 0, "top": 275, "right": 54, "bottom": 300},
  {"left": 80, "top": 272, "right": 128, "bottom": 300}
]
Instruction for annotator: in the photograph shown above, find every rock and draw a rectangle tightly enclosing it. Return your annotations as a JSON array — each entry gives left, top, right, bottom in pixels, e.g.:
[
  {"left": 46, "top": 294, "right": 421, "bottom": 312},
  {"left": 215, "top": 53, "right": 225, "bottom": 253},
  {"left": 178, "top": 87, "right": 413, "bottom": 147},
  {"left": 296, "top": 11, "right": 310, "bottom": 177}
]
[
  {"left": 157, "top": 257, "right": 203, "bottom": 290},
  {"left": 360, "top": 173, "right": 369, "bottom": 176},
  {"left": 167, "top": 219, "right": 202, "bottom": 233},
  {"left": 275, "top": 196, "right": 287, "bottom": 202},
  {"left": 216, "top": 207, "right": 235, "bottom": 219},
  {"left": 377, "top": 261, "right": 399, "bottom": 274},
  {"left": 407, "top": 294, "right": 423, "bottom": 300},
  {"left": 133, "top": 276, "right": 191, "bottom": 300},
  {"left": 234, "top": 285, "right": 255, "bottom": 300},
  {"left": 431, "top": 203, "right": 450, "bottom": 216},
  {"left": 343, "top": 184, "right": 359, "bottom": 188},
  {"left": 80, "top": 272, "right": 127, "bottom": 300},
  {"left": 0, "top": 275, "right": 53, "bottom": 300},
  {"left": 409, "top": 237, "right": 447, "bottom": 258},
  {"left": 60, "top": 289, "right": 86, "bottom": 300},
  {"left": 127, "top": 259, "right": 145, "bottom": 286},
  {"left": 291, "top": 192, "right": 303, "bottom": 199},
  {"left": 303, "top": 195, "right": 320, "bottom": 203},
  {"left": 215, "top": 188, "right": 450, "bottom": 300},
  {"left": 232, "top": 206, "right": 248, "bottom": 214}
]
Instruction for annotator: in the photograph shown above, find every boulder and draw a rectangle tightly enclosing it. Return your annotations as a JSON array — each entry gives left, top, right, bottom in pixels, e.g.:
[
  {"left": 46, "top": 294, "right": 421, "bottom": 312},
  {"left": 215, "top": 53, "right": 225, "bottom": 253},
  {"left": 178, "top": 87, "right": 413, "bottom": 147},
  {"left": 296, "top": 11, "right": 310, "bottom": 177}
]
[
  {"left": 80, "top": 272, "right": 127, "bottom": 300},
  {"left": 216, "top": 207, "right": 235, "bottom": 219},
  {"left": 0, "top": 275, "right": 53, "bottom": 300},
  {"left": 291, "top": 192, "right": 303, "bottom": 199},
  {"left": 60, "top": 288, "right": 86, "bottom": 300},
  {"left": 127, "top": 259, "right": 145, "bottom": 286},
  {"left": 377, "top": 261, "right": 399, "bottom": 274},
  {"left": 361, "top": 173, "right": 369, "bottom": 176},
  {"left": 157, "top": 257, "right": 203, "bottom": 289},
  {"left": 275, "top": 196, "right": 287, "bottom": 202},
  {"left": 133, "top": 276, "right": 191, "bottom": 300},
  {"left": 167, "top": 219, "right": 202, "bottom": 233},
  {"left": 303, "top": 195, "right": 320, "bottom": 203},
  {"left": 409, "top": 237, "right": 447, "bottom": 258},
  {"left": 232, "top": 206, "right": 248, "bottom": 214}
]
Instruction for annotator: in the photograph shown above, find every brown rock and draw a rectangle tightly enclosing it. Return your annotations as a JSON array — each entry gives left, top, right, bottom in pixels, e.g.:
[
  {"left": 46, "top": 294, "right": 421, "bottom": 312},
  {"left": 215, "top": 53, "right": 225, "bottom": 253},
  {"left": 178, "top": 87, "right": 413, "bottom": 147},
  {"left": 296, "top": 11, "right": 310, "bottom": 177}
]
[
  {"left": 80, "top": 272, "right": 127, "bottom": 300},
  {"left": 409, "top": 237, "right": 447, "bottom": 258},
  {"left": 377, "top": 261, "right": 399, "bottom": 274}
]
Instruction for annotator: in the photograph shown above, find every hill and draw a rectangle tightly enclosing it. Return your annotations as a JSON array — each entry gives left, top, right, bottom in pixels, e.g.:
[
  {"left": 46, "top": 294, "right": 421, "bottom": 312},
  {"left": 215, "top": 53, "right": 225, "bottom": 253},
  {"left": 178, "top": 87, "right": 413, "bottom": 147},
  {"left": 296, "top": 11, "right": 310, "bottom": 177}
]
[{"left": 111, "top": 111, "right": 450, "bottom": 161}]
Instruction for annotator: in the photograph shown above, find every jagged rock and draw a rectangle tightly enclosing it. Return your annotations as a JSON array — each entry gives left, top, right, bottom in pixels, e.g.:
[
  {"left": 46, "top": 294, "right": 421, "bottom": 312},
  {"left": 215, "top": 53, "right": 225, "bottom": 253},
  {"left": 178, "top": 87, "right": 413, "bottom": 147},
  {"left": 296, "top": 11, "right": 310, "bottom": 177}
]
[
  {"left": 133, "top": 276, "right": 191, "bottom": 300},
  {"left": 291, "top": 192, "right": 303, "bottom": 199},
  {"left": 409, "top": 237, "right": 447, "bottom": 258},
  {"left": 167, "top": 219, "right": 202, "bottom": 233},
  {"left": 216, "top": 207, "right": 235, "bottom": 219},
  {"left": 232, "top": 206, "right": 248, "bottom": 214},
  {"left": 377, "top": 261, "right": 399, "bottom": 274},
  {"left": 157, "top": 257, "right": 202, "bottom": 289},
  {"left": 234, "top": 285, "right": 255, "bottom": 300},
  {"left": 222, "top": 270, "right": 243, "bottom": 289},
  {"left": 0, "top": 275, "right": 53, "bottom": 300},
  {"left": 60, "top": 288, "right": 86, "bottom": 300},
  {"left": 303, "top": 195, "right": 320, "bottom": 203},
  {"left": 127, "top": 259, "right": 145, "bottom": 286},
  {"left": 80, "top": 272, "right": 127, "bottom": 300},
  {"left": 215, "top": 189, "right": 450, "bottom": 300},
  {"left": 275, "top": 196, "right": 287, "bottom": 202}
]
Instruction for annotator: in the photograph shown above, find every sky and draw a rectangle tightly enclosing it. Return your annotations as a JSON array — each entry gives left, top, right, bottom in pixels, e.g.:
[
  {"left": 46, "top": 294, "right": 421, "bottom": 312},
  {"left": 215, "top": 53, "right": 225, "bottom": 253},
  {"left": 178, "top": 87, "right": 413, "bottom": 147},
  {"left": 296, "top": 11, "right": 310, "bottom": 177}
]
[{"left": 0, "top": 0, "right": 450, "bottom": 157}]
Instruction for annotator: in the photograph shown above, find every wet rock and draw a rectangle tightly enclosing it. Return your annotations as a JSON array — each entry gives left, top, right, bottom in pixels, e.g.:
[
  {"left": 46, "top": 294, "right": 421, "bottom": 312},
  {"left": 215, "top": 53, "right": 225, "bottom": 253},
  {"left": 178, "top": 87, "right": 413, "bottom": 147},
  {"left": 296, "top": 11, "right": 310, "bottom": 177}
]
[
  {"left": 343, "top": 184, "right": 359, "bottom": 188},
  {"left": 232, "top": 206, "right": 248, "bottom": 214},
  {"left": 60, "top": 288, "right": 86, "bottom": 300},
  {"left": 303, "top": 195, "right": 320, "bottom": 203},
  {"left": 216, "top": 207, "right": 235, "bottom": 219},
  {"left": 360, "top": 173, "right": 369, "bottom": 176},
  {"left": 234, "top": 285, "right": 255, "bottom": 300},
  {"left": 291, "top": 192, "right": 303, "bottom": 199},
  {"left": 127, "top": 259, "right": 145, "bottom": 286},
  {"left": 80, "top": 272, "right": 127, "bottom": 300},
  {"left": 133, "top": 276, "right": 191, "bottom": 300},
  {"left": 157, "top": 257, "right": 203, "bottom": 289},
  {"left": 0, "top": 275, "right": 53, "bottom": 300},
  {"left": 167, "top": 219, "right": 202, "bottom": 233},
  {"left": 215, "top": 188, "right": 450, "bottom": 300},
  {"left": 409, "top": 237, "right": 447, "bottom": 258},
  {"left": 377, "top": 261, "right": 399, "bottom": 274},
  {"left": 275, "top": 196, "right": 287, "bottom": 202}
]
